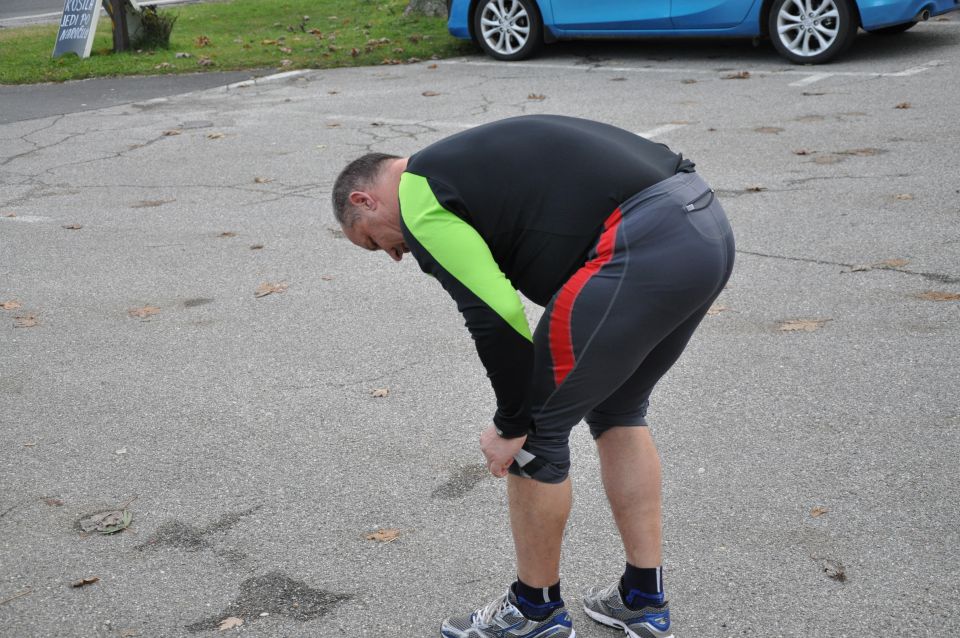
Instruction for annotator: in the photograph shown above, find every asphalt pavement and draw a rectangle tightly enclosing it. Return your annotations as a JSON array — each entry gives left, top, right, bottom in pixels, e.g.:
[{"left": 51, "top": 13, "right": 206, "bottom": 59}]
[{"left": 2, "top": 24, "right": 959, "bottom": 638}]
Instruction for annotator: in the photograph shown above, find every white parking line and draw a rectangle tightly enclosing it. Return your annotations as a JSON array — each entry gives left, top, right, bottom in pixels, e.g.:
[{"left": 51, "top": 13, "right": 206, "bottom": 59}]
[
  {"left": 789, "top": 73, "right": 834, "bottom": 87},
  {"left": 440, "top": 58, "right": 944, "bottom": 83}
]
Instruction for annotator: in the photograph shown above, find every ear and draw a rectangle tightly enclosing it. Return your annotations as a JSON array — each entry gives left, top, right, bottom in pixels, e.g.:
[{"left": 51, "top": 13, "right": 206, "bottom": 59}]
[{"left": 348, "top": 191, "right": 374, "bottom": 210}]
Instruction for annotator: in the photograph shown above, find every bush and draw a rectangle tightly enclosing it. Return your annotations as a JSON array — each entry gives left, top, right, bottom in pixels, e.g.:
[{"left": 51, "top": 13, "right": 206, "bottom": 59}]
[{"left": 133, "top": 7, "right": 178, "bottom": 49}]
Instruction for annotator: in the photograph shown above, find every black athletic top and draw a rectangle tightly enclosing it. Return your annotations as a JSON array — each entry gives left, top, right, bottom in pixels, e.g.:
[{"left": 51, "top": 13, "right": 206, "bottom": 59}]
[{"left": 398, "top": 115, "right": 694, "bottom": 436}]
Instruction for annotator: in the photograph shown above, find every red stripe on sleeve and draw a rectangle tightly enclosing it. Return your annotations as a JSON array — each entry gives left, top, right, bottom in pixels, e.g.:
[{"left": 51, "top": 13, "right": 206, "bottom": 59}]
[{"left": 549, "top": 208, "right": 623, "bottom": 387}]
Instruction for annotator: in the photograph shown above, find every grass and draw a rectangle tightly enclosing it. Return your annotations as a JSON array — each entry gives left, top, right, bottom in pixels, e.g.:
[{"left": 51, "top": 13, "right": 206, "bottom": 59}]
[{"left": 0, "top": 0, "right": 475, "bottom": 84}]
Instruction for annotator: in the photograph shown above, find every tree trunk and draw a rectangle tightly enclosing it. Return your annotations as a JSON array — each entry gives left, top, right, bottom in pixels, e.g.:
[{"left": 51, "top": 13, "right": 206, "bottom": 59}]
[{"left": 404, "top": 0, "right": 448, "bottom": 18}]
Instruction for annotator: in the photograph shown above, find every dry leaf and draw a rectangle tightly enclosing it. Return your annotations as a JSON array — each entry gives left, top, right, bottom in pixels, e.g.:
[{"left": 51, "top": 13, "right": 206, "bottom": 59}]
[
  {"left": 813, "top": 155, "right": 842, "bottom": 165},
  {"left": 754, "top": 126, "right": 783, "bottom": 134},
  {"left": 162, "top": 129, "right": 182, "bottom": 136},
  {"left": 254, "top": 282, "right": 288, "bottom": 298},
  {"left": 428, "top": 63, "right": 438, "bottom": 69},
  {"left": 916, "top": 291, "right": 960, "bottom": 301},
  {"left": 1, "top": 300, "right": 22, "bottom": 310},
  {"left": 706, "top": 304, "right": 729, "bottom": 316},
  {"left": 745, "top": 185, "right": 765, "bottom": 192},
  {"left": 254, "top": 175, "right": 275, "bottom": 183},
  {"left": 321, "top": 275, "right": 334, "bottom": 281},
  {"left": 250, "top": 244, "right": 264, "bottom": 250},
  {"left": 79, "top": 510, "right": 132, "bottom": 534},
  {"left": 3, "top": 212, "right": 16, "bottom": 217},
  {"left": 279, "top": 46, "right": 293, "bottom": 53},
  {"left": 130, "top": 199, "right": 174, "bottom": 208},
  {"left": 722, "top": 71, "right": 750, "bottom": 80},
  {"left": 810, "top": 506, "right": 829, "bottom": 518},
  {"left": 206, "top": 132, "right": 225, "bottom": 140},
  {"left": 218, "top": 617, "right": 244, "bottom": 631},
  {"left": 280, "top": 59, "right": 293, "bottom": 67},
  {"left": 197, "top": 56, "right": 215, "bottom": 67},
  {"left": 894, "top": 102, "right": 911, "bottom": 109},
  {"left": 13, "top": 315, "right": 39, "bottom": 328},
  {"left": 71, "top": 577, "right": 100, "bottom": 588},
  {"left": 778, "top": 318, "right": 830, "bottom": 332},
  {"left": 876, "top": 258, "right": 909, "bottom": 269},
  {"left": 793, "top": 149, "right": 812, "bottom": 156},
  {"left": 219, "top": 231, "right": 237, "bottom": 238},
  {"left": 366, "top": 528, "right": 400, "bottom": 542},
  {"left": 422, "top": 90, "right": 440, "bottom": 97},
  {"left": 527, "top": 93, "right": 546, "bottom": 101},
  {"left": 127, "top": 306, "right": 160, "bottom": 319},
  {"left": 680, "top": 79, "right": 697, "bottom": 84},
  {"left": 195, "top": 35, "right": 211, "bottom": 47},
  {"left": 63, "top": 223, "right": 82, "bottom": 230},
  {"left": 371, "top": 388, "right": 389, "bottom": 398},
  {"left": 821, "top": 559, "right": 847, "bottom": 582},
  {"left": 326, "top": 122, "right": 341, "bottom": 128},
  {"left": 893, "top": 193, "right": 913, "bottom": 201}
]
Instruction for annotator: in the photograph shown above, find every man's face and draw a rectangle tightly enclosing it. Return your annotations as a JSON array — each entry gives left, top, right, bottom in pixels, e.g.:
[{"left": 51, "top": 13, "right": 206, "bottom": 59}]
[{"left": 342, "top": 208, "right": 409, "bottom": 262}]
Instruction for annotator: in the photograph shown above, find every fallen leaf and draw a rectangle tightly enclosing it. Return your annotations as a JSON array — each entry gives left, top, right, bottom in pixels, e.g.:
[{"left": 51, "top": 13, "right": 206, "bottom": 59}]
[
  {"left": 253, "top": 176, "right": 273, "bottom": 184},
  {"left": 79, "top": 510, "right": 132, "bottom": 534},
  {"left": 43, "top": 497, "right": 65, "bottom": 506},
  {"left": 250, "top": 244, "right": 264, "bottom": 250},
  {"left": 706, "top": 304, "right": 729, "bottom": 316},
  {"left": 754, "top": 126, "right": 783, "bottom": 134},
  {"left": 527, "top": 93, "right": 546, "bottom": 101},
  {"left": 3, "top": 212, "right": 16, "bottom": 217},
  {"left": 745, "top": 185, "right": 765, "bottom": 192},
  {"left": 893, "top": 193, "right": 913, "bottom": 201},
  {"left": 813, "top": 155, "right": 842, "bottom": 165},
  {"left": 197, "top": 56, "right": 215, "bottom": 67},
  {"left": 350, "top": 48, "right": 360, "bottom": 57},
  {"left": 428, "top": 63, "right": 438, "bottom": 69},
  {"left": 801, "top": 91, "right": 826, "bottom": 96},
  {"left": 62, "top": 223, "right": 82, "bottom": 230},
  {"left": 1, "top": 300, "right": 22, "bottom": 310},
  {"left": 194, "top": 35, "right": 211, "bottom": 47},
  {"left": 127, "top": 306, "right": 160, "bottom": 319},
  {"left": 162, "top": 129, "right": 182, "bottom": 136},
  {"left": 261, "top": 39, "right": 278, "bottom": 45},
  {"left": 894, "top": 102, "right": 911, "bottom": 109},
  {"left": 279, "top": 46, "right": 293, "bottom": 53},
  {"left": 206, "top": 132, "right": 225, "bottom": 139},
  {"left": 154, "top": 62, "right": 172, "bottom": 70},
  {"left": 366, "top": 528, "right": 400, "bottom": 542},
  {"left": 321, "top": 275, "right": 334, "bottom": 281},
  {"left": 916, "top": 291, "right": 960, "bottom": 301},
  {"left": 778, "top": 318, "right": 830, "bottom": 332},
  {"left": 810, "top": 506, "right": 829, "bottom": 518},
  {"left": 217, "top": 617, "right": 244, "bottom": 631},
  {"left": 371, "top": 388, "right": 389, "bottom": 398},
  {"left": 13, "top": 315, "right": 39, "bottom": 328},
  {"left": 876, "top": 258, "right": 909, "bottom": 269},
  {"left": 254, "top": 282, "right": 288, "bottom": 298},
  {"left": 680, "top": 78, "right": 697, "bottom": 84},
  {"left": 722, "top": 71, "right": 750, "bottom": 80},
  {"left": 821, "top": 559, "right": 847, "bottom": 582},
  {"left": 839, "top": 148, "right": 883, "bottom": 157},
  {"left": 280, "top": 59, "right": 293, "bottom": 67},
  {"left": 422, "top": 90, "right": 440, "bottom": 97},
  {"left": 71, "top": 577, "right": 100, "bottom": 588},
  {"left": 793, "top": 149, "right": 813, "bottom": 156}
]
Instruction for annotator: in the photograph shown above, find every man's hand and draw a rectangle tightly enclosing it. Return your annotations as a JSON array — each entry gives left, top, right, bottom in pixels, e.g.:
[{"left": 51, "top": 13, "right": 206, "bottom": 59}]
[{"left": 480, "top": 425, "right": 527, "bottom": 478}]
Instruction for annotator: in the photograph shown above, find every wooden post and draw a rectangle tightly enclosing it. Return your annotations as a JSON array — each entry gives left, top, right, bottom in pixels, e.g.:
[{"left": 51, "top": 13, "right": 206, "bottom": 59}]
[{"left": 106, "top": 0, "right": 131, "bottom": 52}]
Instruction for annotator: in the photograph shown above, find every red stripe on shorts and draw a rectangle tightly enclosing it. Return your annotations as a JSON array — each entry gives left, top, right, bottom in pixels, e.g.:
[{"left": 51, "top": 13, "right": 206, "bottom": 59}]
[{"left": 549, "top": 207, "right": 623, "bottom": 387}]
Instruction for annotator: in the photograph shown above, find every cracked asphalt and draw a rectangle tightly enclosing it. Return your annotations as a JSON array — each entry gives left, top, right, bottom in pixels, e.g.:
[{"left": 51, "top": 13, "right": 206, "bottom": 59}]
[{"left": 2, "top": 23, "right": 959, "bottom": 638}]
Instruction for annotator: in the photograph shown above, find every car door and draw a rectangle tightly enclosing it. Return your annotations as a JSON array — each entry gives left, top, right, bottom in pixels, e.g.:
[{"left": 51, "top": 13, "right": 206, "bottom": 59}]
[
  {"left": 549, "top": 0, "right": 672, "bottom": 30},
  {"left": 671, "top": 0, "right": 756, "bottom": 29}
]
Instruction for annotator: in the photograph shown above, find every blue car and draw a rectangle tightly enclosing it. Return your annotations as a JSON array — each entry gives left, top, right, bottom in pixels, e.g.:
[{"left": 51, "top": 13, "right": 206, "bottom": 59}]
[{"left": 446, "top": 0, "right": 959, "bottom": 64}]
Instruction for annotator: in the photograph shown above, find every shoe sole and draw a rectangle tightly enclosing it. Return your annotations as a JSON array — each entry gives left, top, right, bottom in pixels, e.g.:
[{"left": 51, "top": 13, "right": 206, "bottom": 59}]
[
  {"left": 440, "top": 627, "right": 576, "bottom": 638},
  {"left": 582, "top": 605, "right": 673, "bottom": 638}
]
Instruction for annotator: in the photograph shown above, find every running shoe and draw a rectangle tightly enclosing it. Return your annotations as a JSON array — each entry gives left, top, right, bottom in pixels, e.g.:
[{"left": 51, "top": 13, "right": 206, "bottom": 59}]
[
  {"left": 440, "top": 589, "right": 575, "bottom": 638},
  {"left": 582, "top": 582, "right": 672, "bottom": 638}
]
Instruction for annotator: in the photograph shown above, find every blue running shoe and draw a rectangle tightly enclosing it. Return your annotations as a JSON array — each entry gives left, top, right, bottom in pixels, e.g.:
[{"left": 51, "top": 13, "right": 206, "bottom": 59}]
[
  {"left": 440, "top": 589, "right": 575, "bottom": 638},
  {"left": 582, "top": 582, "right": 672, "bottom": 638}
]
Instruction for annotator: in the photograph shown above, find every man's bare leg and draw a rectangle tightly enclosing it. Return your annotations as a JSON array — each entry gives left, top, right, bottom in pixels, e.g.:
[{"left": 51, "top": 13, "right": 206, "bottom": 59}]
[
  {"left": 507, "top": 474, "right": 572, "bottom": 587},
  {"left": 596, "top": 426, "right": 663, "bottom": 567}
]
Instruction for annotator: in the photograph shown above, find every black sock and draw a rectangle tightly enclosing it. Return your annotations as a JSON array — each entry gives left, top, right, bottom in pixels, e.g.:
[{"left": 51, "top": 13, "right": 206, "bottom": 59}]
[
  {"left": 511, "top": 579, "right": 563, "bottom": 621},
  {"left": 619, "top": 563, "right": 665, "bottom": 609}
]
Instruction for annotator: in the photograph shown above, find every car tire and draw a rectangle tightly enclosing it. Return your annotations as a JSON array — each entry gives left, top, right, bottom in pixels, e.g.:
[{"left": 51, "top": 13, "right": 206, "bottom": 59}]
[
  {"left": 473, "top": 0, "right": 542, "bottom": 61},
  {"left": 768, "top": 0, "right": 858, "bottom": 64},
  {"left": 867, "top": 21, "right": 918, "bottom": 35}
]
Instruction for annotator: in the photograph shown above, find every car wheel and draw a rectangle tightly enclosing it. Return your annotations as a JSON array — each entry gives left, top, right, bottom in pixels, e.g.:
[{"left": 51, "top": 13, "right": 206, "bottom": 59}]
[
  {"left": 473, "top": 0, "right": 542, "bottom": 61},
  {"left": 867, "top": 21, "right": 918, "bottom": 35},
  {"left": 768, "top": 0, "right": 857, "bottom": 64}
]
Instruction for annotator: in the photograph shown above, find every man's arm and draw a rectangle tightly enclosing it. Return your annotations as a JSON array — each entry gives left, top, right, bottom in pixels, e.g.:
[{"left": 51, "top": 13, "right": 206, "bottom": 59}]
[{"left": 399, "top": 172, "right": 533, "bottom": 438}]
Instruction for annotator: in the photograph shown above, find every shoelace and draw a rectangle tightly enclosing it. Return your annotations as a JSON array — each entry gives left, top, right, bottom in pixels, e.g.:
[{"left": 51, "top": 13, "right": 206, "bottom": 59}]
[
  {"left": 596, "top": 581, "right": 620, "bottom": 602},
  {"left": 472, "top": 592, "right": 513, "bottom": 626}
]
